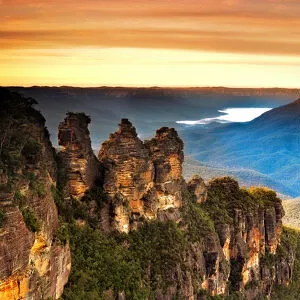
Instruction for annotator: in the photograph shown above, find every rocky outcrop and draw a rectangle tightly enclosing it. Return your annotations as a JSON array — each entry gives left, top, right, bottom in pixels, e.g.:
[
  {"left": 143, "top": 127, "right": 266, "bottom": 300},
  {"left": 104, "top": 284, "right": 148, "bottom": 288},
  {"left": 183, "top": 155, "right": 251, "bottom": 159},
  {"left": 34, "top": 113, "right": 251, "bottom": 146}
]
[
  {"left": 98, "top": 120, "right": 185, "bottom": 232},
  {"left": 98, "top": 119, "right": 154, "bottom": 229},
  {"left": 206, "top": 178, "right": 292, "bottom": 298},
  {"left": 146, "top": 127, "right": 185, "bottom": 212},
  {"left": 0, "top": 89, "right": 71, "bottom": 299},
  {"left": 58, "top": 113, "right": 101, "bottom": 199}
]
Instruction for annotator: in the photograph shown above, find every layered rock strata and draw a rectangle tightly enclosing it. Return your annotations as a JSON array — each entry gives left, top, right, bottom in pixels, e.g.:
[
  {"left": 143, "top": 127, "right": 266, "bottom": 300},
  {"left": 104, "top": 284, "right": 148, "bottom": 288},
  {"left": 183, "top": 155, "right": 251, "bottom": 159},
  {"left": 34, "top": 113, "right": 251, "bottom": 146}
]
[
  {"left": 98, "top": 120, "right": 185, "bottom": 232},
  {"left": 145, "top": 127, "right": 185, "bottom": 212},
  {"left": 58, "top": 113, "right": 101, "bottom": 198},
  {"left": 206, "top": 178, "right": 293, "bottom": 298},
  {"left": 0, "top": 90, "right": 71, "bottom": 299}
]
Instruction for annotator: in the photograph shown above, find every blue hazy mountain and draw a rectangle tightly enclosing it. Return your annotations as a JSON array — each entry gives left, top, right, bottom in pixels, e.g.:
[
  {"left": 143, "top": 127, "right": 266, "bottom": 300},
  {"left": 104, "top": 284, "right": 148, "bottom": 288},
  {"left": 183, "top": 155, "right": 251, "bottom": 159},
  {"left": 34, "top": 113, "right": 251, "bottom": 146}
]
[
  {"left": 8, "top": 86, "right": 297, "bottom": 147},
  {"left": 181, "top": 98, "right": 300, "bottom": 197}
]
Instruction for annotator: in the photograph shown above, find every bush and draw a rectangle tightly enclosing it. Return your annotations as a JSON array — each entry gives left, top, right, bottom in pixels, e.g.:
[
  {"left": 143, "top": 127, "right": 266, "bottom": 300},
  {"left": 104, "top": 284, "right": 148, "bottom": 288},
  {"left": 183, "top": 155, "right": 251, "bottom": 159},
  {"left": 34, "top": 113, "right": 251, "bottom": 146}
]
[
  {"left": 21, "top": 208, "right": 41, "bottom": 232},
  {"left": 22, "top": 138, "right": 41, "bottom": 157},
  {"left": 30, "top": 180, "right": 46, "bottom": 198},
  {"left": 14, "top": 189, "right": 27, "bottom": 206},
  {"left": 55, "top": 222, "right": 70, "bottom": 245},
  {"left": 82, "top": 187, "right": 107, "bottom": 209},
  {"left": 0, "top": 209, "right": 6, "bottom": 227}
]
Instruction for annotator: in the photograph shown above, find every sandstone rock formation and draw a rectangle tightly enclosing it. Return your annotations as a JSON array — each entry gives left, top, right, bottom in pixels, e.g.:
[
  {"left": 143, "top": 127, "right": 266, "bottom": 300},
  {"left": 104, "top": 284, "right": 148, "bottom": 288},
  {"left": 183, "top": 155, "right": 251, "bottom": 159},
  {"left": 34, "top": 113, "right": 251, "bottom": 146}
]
[
  {"left": 98, "top": 120, "right": 185, "bottom": 232},
  {"left": 0, "top": 90, "right": 71, "bottom": 299},
  {"left": 146, "top": 127, "right": 185, "bottom": 212},
  {"left": 96, "top": 119, "right": 293, "bottom": 298},
  {"left": 205, "top": 179, "right": 292, "bottom": 298},
  {"left": 58, "top": 112, "right": 101, "bottom": 198}
]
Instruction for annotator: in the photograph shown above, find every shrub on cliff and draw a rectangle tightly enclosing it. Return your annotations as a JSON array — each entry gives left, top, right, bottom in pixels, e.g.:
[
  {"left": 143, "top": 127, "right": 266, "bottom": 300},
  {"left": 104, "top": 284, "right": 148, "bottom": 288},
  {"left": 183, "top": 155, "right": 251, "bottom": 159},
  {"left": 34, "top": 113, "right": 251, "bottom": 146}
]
[
  {"left": 0, "top": 209, "right": 6, "bottom": 227},
  {"left": 22, "top": 138, "right": 42, "bottom": 158},
  {"left": 20, "top": 207, "right": 41, "bottom": 232}
]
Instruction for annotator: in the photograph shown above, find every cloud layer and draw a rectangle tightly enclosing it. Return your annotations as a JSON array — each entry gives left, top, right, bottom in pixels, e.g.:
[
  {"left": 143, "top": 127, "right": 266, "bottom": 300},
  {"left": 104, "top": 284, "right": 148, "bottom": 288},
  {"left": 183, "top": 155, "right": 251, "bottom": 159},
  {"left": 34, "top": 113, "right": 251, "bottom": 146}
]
[{"left": 1, "top": 0, "right": 300, "bottom": 86}]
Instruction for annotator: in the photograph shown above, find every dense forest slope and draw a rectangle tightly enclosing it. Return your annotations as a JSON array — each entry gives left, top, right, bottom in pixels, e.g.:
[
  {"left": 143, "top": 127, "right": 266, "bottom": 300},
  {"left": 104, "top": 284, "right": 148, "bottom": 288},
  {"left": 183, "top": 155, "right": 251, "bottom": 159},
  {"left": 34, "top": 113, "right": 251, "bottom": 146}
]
[{"left": 0, "top": 88, "right": 299, "bottom": 299}]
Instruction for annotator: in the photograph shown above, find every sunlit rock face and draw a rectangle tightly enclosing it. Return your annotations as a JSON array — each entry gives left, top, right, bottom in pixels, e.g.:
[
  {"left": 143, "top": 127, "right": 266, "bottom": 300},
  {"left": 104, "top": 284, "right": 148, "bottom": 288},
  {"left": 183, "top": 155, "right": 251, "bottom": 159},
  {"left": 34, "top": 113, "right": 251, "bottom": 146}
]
[
  {"left": 98, "top": 120, "right": 185, "bottom": 231},
  {"left": 58, "top": 113, "right": 101, "bottom": 198},
  {"left": 0, "top": 96, "right": 71, "bottom": 300},
  {"left": 98, "top": 119, "right": 155, "bottom": 231},
  {"left": 146, "top": 127, "right": 184, "bottom": 212},
  {"left": 99, "top": 119, "right": 155, "bottom": 214}
]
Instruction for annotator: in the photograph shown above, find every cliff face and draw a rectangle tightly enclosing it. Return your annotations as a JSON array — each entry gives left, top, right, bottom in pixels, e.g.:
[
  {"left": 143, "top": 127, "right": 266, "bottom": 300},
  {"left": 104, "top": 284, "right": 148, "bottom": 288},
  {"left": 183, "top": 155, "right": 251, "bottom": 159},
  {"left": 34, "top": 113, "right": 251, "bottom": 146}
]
[
  {"left": 96, "top": 119, "right": 292, "bottom": 298},
  {"left": 0, "top": 89, "right": 71, "bottom": 299},
  {"left": 204, "top": 179, "right": 293, "bottom": 298},
  {"left": 58, "top": 113, "right": 101, "bottom": 199}
]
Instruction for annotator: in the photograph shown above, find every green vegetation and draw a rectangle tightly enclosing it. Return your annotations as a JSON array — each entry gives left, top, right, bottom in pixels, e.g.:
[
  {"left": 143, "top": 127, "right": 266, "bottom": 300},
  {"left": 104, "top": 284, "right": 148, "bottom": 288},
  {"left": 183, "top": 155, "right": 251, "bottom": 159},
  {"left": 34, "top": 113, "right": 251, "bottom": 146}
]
[
  {"left": 202, "top": 177, "right": 281, "bottom": 227},
  {"left": 129, "top": 220, "right": 188, "bottom": 291},
  {"left": 181, "top": 192, "right": 215, "bottom": 242},
  {"left": 14, "top": 189, "right": 27, "bottom": 206},
  {"left": 63, "top": 225, "right": 148, "bottom": 300},
  {"left": 54, "top": 222, "right": 70, "bottom": 246},
  {"left": 0, "top": 209, "right": 6, "bottom": 227},
  {"left": 21, "top": 138, "right": 42, "bottom": 158},
  {"left": 57, "top": 187, "right": 224, "bottom": 298},
  {"left": 20, "top": 207, "right": 41, "bottom": 232},
  {"left": 29, "top": 174, "right": 46, "bottom": 198}
]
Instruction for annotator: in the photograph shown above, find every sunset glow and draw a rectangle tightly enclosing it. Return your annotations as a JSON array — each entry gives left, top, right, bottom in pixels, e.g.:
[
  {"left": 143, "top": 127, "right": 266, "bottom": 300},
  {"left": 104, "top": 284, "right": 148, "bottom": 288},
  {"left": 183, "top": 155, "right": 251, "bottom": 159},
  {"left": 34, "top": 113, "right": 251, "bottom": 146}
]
[{"left": 1, "top": 0, "right": 300, "bottom": 87}]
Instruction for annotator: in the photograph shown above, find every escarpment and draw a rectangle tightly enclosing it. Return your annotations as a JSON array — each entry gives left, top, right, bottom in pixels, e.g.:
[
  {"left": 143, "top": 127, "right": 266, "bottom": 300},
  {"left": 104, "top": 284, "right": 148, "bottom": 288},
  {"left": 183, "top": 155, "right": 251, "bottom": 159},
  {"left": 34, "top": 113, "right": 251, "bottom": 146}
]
[
  {"left": 58, "top": 112, "right": 294, "bottom": 298},
  {"left": 0, "top": 89, "right": 71, "bottom": 299},
  {"left": 0, "top": 90, "right": 296, "bottom": 300},
  {"left": 203, "top": 178, "right": 293, "bottom": 298}
]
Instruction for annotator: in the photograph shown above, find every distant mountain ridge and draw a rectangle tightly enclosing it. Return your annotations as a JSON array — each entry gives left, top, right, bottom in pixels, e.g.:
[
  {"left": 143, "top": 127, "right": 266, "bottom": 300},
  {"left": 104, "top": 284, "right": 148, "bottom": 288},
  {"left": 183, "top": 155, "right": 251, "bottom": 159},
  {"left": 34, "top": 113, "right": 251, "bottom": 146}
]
[
  {"left": 7, "top": 86, "right": 300, "bottom": 196},
  {"left": 182, "top": 97, "right": 300, "bottom": 197}
]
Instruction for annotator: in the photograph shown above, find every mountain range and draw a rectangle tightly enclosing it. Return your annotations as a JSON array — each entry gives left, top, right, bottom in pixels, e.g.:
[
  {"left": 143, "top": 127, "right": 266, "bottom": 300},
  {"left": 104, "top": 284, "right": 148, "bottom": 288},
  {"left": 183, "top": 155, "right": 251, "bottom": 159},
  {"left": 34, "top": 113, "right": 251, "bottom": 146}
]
[
  {"left": 182, "top": 98, "right": 300, "bottom": 197},
  {"left": 7, "top": 86, "right": 300, "bottom": 197}
]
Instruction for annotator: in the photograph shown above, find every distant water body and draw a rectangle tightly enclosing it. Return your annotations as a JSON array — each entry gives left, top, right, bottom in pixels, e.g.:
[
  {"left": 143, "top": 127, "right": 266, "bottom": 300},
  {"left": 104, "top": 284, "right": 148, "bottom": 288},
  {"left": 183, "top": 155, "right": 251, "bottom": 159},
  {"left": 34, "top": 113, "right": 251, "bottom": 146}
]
[{"left": 176, "top": 107, "right": 272, "bottom": 125}]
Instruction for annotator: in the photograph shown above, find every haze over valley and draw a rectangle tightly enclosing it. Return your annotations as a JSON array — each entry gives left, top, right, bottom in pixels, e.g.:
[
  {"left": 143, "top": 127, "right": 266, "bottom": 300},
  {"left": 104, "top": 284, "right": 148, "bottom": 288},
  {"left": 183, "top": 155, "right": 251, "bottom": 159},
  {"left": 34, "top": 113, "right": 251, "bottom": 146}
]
[{"left": 9, "top": 86, "right": 300, "bottom": 198}]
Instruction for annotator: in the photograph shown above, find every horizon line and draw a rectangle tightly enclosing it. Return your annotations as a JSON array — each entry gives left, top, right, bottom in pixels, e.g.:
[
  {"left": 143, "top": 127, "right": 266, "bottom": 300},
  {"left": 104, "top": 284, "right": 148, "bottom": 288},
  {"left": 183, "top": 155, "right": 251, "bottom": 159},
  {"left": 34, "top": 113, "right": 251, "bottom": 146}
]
[{"left": 3, "top": 85, "right": 300, "bottom": 90}]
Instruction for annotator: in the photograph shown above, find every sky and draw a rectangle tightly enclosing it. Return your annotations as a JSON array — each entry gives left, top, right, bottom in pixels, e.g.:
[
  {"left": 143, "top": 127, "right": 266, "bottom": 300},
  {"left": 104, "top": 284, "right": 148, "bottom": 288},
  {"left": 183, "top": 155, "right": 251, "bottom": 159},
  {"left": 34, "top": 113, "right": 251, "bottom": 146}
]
[{"left": 1, "top": 0, "right": 300, "bottom": 87}]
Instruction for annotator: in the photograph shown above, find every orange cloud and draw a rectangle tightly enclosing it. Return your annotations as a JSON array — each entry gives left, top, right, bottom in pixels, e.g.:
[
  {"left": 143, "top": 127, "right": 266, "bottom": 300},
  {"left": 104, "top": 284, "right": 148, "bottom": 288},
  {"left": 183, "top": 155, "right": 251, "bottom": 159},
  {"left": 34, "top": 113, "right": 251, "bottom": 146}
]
[{"left": 1, "top": 0, "right": 300, "bottom": 86}]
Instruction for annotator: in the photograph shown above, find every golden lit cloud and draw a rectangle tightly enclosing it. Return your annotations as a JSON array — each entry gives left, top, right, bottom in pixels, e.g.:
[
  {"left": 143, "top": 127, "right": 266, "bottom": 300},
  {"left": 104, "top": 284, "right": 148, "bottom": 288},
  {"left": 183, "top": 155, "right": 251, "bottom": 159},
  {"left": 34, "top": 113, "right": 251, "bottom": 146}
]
[{"left": 1, "top": 0, "right": 300, "bottom": 87}]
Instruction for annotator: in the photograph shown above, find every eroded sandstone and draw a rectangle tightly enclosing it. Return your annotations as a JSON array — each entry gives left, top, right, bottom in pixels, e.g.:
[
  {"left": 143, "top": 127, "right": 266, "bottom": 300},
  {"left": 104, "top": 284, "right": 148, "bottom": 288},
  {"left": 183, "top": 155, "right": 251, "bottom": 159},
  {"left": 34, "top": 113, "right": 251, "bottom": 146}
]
[{"left": 58, "top": 113, "right": 101, "bottom": 199}]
